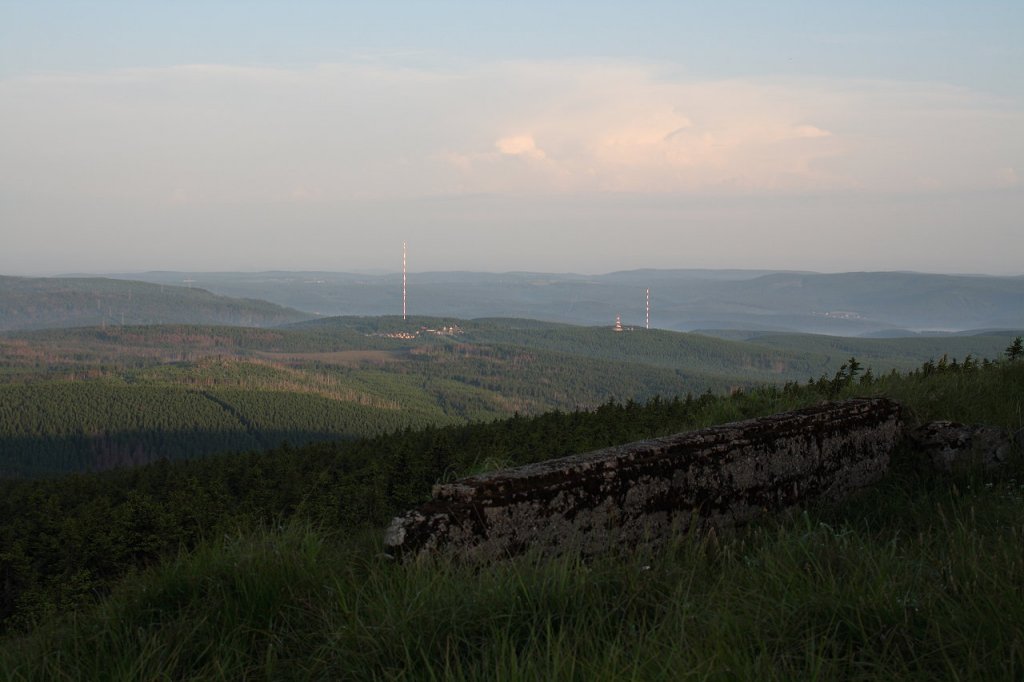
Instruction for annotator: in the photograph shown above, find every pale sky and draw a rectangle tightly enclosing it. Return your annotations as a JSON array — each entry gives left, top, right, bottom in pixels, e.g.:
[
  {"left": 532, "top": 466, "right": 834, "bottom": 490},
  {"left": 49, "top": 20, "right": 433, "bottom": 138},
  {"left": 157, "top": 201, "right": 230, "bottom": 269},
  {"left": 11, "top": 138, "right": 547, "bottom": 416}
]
[{"left": 1, "top": 1, "right": 1022, "bottom": 275}]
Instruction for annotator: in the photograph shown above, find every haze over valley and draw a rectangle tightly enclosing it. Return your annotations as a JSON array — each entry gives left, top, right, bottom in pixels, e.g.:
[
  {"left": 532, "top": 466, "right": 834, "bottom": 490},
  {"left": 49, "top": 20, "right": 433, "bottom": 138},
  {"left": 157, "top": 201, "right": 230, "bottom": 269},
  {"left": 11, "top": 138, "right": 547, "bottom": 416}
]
[{"left": 24, "top": 267, "right": 1024, "bottom": 336}]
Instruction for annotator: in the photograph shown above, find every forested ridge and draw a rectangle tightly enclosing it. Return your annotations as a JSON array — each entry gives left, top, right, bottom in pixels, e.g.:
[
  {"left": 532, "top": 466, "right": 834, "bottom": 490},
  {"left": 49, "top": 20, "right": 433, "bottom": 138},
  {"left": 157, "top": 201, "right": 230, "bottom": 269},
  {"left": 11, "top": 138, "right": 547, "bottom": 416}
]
[
  {"left": 0, "top": 276, "right": 312, "bottom": 331},
  {"left": 1, "top": 320, "right": 1019, "bottom": 477}
]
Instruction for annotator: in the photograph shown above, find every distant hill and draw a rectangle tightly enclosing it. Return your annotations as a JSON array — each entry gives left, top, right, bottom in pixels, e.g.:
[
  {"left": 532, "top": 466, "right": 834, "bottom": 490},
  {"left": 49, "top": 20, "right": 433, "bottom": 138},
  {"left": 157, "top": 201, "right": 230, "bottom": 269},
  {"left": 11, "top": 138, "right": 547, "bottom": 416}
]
[
  {"left": 0, "top": 276, "right": 314, "bottom": 331},
  {"left": 96, "top": 269, "right": 1024, "bottom": 336},
  {"left": 709, "top": 272, "right": 1024, "bottom": 333},
  {"left": 290, "top": 315, "right": 1020, "bottom": 378}
]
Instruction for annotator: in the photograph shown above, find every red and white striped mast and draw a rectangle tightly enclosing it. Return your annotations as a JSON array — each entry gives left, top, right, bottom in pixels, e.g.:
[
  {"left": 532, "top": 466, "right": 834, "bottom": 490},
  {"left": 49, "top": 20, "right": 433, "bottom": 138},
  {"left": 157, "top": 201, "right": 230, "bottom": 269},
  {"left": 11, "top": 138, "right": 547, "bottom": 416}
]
[
  {"left": 646, "top": 288, "right": 650, "bottom": 330},
  {"left": 402, "top": 240, "right": 407, "bottom": 321}
]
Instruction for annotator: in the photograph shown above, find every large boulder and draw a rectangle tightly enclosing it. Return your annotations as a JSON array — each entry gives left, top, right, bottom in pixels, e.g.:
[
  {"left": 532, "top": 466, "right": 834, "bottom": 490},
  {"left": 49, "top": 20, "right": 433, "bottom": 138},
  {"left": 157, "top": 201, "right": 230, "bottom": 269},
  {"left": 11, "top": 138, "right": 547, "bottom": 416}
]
[{"left": 385, "top": 398, "right": 903, "bottom": 561}]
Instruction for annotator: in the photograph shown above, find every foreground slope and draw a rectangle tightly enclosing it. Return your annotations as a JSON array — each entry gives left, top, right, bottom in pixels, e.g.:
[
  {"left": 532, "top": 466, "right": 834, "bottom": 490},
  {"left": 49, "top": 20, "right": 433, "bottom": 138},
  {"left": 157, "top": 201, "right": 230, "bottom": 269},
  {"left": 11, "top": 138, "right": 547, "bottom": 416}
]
[{"left": 1, "top": 357, "right": 1021, "bottom": 679}]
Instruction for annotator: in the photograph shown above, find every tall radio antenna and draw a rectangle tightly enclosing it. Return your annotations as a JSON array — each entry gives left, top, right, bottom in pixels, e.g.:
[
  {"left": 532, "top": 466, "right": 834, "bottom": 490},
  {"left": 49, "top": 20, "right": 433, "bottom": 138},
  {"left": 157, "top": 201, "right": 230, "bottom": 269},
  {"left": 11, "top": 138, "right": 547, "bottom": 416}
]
[
  {"left": 402, "top": 240, "right": 407, "bottom": 321},
  {"left": 646, "top": 288, "right": 650, "bottom": 330}
]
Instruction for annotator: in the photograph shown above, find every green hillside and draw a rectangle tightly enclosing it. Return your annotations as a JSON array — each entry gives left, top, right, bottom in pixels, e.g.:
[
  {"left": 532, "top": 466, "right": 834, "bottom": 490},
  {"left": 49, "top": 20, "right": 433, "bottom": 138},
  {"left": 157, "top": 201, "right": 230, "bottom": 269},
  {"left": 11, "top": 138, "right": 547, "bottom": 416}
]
[
  {"left": 2, "top": 320, "right": 1019, "bottom": 477},
  {"left": 695, "top": 329, "right": 1021, "bottom": 371},
  {"left": 0, "top": 354, "right": 1021, "bottom": 679},
  {"left": 295, "top": 315, "right": 1021, "bottom": 378},
  {"left": 0, "top": 275, "right": 313, "bottom": 331},
  {"left": 0, "top": 383, "right": 449, "bottom": 477}
]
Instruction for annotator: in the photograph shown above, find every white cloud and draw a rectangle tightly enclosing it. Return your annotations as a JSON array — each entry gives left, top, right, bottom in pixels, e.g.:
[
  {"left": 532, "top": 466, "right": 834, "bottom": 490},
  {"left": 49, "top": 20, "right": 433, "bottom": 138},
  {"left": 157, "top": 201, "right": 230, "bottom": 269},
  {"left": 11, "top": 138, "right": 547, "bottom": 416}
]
[
  {"left": 495, "top": 134, "right": 545, "bottom": 158},
  {"left": 0, "top": 59, "right": 1020, "bottom": 205}
]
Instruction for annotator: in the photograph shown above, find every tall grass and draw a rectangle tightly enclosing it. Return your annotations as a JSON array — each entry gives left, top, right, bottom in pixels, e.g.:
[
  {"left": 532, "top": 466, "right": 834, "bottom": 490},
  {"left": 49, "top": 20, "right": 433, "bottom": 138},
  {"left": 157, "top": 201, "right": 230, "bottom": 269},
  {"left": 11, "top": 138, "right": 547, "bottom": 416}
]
[{"left": 4, "top": 456, "right": 1023, "bottom": 680}]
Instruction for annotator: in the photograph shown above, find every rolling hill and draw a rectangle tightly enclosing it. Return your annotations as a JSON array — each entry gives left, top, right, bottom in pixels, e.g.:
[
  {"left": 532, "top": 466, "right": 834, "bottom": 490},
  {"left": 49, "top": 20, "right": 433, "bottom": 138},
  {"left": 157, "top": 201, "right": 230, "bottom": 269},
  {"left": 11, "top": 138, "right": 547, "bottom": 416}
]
[
  {"left": 0, "top": 275, "right": 313, "bottom": 331},
  {"left": 1, "top": 316, "right": 1018, "bottom": 477},
  {"left": 94, "top": 269, "right": 1024, "bottom": 335}
]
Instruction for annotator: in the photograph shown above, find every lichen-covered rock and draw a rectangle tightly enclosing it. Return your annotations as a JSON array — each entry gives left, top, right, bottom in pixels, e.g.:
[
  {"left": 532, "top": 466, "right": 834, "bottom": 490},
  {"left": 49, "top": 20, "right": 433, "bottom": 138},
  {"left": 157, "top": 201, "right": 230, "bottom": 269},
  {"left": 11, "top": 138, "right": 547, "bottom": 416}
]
[
  {"left": 384, "top": 398, "right": 903, "bottom": 561},
  {"left": 909, "top": 421, "right": 1013, "bottom": 472}
]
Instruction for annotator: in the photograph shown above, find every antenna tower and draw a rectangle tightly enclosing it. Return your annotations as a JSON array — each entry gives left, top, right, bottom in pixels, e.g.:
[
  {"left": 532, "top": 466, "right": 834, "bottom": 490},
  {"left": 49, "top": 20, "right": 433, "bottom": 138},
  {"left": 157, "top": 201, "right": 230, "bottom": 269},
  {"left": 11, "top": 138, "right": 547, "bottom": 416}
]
[
  {"left": 646, "top": 288, "right": 650, "bottom": 330},
  {"left": 402, "top": 240, "right": 407, "bottom": 321}
]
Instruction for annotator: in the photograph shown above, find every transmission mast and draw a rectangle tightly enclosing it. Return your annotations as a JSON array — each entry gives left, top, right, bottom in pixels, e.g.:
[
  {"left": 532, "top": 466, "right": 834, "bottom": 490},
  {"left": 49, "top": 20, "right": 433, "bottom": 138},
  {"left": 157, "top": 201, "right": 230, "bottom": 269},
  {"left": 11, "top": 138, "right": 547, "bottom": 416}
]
[
  {"left": 646, "top": 288, "right": 650, "bottom": 330},
  {"left": 402, "top": 240, "right": 407, "bottom": 321}
]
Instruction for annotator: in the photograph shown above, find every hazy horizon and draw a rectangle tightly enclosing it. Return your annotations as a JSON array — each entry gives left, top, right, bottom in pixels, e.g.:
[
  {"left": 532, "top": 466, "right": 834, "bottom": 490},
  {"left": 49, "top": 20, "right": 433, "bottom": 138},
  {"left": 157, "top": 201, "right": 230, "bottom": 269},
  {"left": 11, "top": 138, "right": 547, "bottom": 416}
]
[
  {"left": 36, "top": 264, "right": 1024, "bottom": 278},
  {"left": 3, "top": 2, "right": 1022, "bottom": 276}
]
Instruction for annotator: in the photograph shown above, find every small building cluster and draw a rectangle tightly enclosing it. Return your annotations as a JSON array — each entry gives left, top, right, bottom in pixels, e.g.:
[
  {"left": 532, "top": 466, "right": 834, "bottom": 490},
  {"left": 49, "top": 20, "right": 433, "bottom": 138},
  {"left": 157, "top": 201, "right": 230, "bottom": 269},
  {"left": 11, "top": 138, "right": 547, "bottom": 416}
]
[{"left": 369, "top": 324, "right": 464, "bottom": 340}]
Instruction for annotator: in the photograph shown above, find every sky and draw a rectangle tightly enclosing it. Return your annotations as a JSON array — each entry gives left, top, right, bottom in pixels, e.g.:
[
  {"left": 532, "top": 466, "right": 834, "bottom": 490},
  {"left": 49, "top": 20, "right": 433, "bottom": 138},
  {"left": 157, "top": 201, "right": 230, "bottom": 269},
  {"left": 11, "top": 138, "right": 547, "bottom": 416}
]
[{"left": 1, "top": 1, "right": 1022, "bottom": 276}]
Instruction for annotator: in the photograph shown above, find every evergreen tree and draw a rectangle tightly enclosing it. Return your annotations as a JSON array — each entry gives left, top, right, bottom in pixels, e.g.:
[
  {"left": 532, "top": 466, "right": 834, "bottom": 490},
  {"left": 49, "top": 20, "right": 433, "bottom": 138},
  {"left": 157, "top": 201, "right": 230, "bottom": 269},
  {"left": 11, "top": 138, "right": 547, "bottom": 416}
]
[{"left": 1006, "top": 336, "right": 1023, "bottom": 361}]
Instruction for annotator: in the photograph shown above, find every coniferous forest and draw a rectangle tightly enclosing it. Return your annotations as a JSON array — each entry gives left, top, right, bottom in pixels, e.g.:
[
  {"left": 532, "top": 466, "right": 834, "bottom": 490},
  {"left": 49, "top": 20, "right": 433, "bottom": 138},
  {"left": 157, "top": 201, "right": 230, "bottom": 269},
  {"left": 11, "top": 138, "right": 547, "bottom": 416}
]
[{"left": 1, "top": 318, "right": 1017, "bottom": 477}]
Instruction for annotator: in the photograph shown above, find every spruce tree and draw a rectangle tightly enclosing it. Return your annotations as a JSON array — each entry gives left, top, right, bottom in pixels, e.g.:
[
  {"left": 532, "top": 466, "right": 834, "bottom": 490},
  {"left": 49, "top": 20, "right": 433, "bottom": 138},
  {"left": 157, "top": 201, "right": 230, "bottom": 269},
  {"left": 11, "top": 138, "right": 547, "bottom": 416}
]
[{"left": 1006, "top": 336, "right": 1023, "bottom": 361}]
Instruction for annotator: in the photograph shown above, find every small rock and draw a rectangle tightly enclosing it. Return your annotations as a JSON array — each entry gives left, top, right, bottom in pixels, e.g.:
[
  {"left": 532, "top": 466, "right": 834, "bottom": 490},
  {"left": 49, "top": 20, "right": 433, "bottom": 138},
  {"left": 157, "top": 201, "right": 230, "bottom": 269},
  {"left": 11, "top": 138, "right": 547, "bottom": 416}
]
[{"left": 909, "top": 421, "right": 1013, "bottom": 472}]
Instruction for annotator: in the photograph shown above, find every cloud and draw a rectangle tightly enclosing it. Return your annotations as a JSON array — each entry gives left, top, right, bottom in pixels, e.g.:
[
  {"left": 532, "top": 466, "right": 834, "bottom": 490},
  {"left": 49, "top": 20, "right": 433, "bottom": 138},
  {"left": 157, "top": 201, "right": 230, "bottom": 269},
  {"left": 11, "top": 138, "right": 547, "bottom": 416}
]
[
  {"left": 994, "top": 166, "right": 1018, "bottom": 188},
  {"left": 1, "top": 59, "right": 1020, "bottom": 204},
  {"left": 495, "top": 134, "right": 546, "bottom": 159},
  {"left": 792, "top": 125, "right": 831, "bottom": 139}
]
